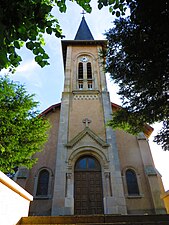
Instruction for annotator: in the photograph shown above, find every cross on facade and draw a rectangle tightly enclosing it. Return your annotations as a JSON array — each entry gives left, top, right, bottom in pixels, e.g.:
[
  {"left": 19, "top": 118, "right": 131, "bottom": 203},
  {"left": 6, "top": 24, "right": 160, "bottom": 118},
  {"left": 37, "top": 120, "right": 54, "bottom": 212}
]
[{"left": 82, "top": 118, "right": 91, "bottom": 127}]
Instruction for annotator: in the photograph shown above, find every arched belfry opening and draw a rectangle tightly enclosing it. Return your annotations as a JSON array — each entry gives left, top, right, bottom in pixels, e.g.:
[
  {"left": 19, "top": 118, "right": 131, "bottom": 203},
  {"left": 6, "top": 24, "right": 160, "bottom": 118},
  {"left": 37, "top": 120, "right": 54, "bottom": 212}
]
[
  {"left": 74, "top": 155, "right": 104, "bottom": 215},
  {"left": 77, "top": 56, "right": 94, "bottom": 90}
]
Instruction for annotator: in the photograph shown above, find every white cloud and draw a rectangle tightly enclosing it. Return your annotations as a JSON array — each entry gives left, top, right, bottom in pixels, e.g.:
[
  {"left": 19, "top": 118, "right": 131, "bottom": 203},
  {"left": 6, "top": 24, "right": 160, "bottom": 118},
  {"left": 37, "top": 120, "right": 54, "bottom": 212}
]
[
  {"left": 16, "top": 60, "right": 38, "bottom": 73},
  {"left": 10, "top": 60, "right": 43, "bottom": 89}
]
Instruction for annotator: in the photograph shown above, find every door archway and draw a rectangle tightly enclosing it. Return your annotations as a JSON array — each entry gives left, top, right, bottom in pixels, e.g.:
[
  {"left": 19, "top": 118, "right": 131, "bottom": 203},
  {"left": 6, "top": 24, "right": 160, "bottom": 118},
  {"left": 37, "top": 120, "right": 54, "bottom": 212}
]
[{"left": 74, "top": 155, "right": 104, "bottom": 215}]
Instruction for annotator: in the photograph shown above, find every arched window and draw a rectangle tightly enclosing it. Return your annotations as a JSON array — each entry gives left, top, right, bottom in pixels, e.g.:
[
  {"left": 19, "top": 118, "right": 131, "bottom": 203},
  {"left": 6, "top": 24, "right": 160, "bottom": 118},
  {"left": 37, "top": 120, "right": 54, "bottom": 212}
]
[
  {"left": 36, "top": 169, "right": 49, "bottom": 196},
  {"left": 78, "top": 62, "right": 83, "bottom": 89},
  {"left": 77, "top": 58, "right": 94, "bottom": 90},
  {"left": 78, "top": 62, "right": 83, "bottom": 79},
  {"left": 126, "top": 169, "right": 139, "bottom": 195},
  {"left": 87, "top": 62, "right": 92, "bottom": 79},
  {"left": 87, "top": 62, "right": 93, "bottom": 89}
]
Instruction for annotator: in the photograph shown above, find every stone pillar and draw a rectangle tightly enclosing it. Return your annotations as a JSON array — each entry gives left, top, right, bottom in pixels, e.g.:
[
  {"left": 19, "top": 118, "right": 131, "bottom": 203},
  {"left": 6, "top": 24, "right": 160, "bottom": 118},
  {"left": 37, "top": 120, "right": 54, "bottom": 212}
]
[
  {"left": 104, "top": 172, "right": 112, "bottom": 197},
  {"left": 51, "top": 93, "right": 70, "bottom": 215},
  {"left": 137, "top": 133, "right": 166, "bottom": 214},
  {"left": 100, "top": 60, "right": 127, "bottom": 214},
  {"left": 65, "top": 173, "right": 74, "bottom": 214},
  {"left": 51, "top": 46, "right": 72, "bottom": 215}
]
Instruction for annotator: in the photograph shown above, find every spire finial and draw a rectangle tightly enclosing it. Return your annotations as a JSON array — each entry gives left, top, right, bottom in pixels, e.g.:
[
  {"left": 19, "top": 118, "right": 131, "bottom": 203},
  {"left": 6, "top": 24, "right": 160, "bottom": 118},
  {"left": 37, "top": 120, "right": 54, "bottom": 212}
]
[{"left": 81, "top": 10, "right": 86, "bottom": 17}]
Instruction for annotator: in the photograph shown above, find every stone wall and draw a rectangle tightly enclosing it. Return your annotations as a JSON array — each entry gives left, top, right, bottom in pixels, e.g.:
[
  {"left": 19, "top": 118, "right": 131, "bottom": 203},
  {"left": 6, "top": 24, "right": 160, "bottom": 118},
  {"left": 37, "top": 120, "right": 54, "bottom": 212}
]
[{"left": 0, "top": 171, "right": 33, "bottom": 225}]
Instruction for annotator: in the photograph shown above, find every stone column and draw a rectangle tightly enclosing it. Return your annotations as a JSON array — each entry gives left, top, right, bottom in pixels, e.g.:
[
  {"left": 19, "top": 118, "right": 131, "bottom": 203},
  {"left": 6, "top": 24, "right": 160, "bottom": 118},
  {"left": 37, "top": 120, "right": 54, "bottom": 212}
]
[
  {"left": 104, "top": 172, "right": 112, "bottom": 197},
  {"left": 65, "top": 173, "right": 74, "bottom": 214}
]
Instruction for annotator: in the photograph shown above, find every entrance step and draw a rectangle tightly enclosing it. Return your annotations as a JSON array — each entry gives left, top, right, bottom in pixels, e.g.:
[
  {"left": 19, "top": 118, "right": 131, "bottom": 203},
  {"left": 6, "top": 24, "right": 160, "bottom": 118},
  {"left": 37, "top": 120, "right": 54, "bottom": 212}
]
[
  {"left": 16, "top": 224, "right": 169, "bottom": 225},
  {"left": 17, "top": 215, "right": 169, "bottom": 225}
]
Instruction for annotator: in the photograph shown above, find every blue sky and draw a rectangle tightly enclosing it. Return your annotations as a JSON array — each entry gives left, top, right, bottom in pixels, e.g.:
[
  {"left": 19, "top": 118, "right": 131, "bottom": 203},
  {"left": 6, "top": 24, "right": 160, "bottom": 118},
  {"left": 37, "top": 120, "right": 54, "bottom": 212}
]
[{"left": 1, "top": 1, "right": 169, "bottom": 191}]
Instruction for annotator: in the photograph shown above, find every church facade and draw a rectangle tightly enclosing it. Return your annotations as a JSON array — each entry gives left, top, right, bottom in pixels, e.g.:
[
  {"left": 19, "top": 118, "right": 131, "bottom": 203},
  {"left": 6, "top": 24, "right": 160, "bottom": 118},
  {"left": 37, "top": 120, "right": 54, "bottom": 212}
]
[{"left": 16, "top": 17, "right": 166, "bottom": 216}]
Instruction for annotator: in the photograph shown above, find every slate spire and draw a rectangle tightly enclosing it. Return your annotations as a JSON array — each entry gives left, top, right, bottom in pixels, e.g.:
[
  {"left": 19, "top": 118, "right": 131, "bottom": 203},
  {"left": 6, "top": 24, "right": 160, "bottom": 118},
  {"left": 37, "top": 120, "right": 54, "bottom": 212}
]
[{"left": 74, "top": 16, "right": 94, "bottom": 40}]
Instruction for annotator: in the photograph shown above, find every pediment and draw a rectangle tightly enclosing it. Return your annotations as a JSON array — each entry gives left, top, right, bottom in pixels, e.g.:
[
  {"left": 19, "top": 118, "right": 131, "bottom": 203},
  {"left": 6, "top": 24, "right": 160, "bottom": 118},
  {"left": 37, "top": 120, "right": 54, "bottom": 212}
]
[{"left": 66, "top": 127, "right": 109, "bottom": 148}]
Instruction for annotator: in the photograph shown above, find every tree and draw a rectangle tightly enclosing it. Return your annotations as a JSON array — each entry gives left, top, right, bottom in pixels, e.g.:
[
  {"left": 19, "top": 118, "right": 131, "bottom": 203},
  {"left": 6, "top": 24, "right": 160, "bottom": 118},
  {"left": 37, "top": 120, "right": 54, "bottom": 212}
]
[
  {"left": 0, "top": 76, "right": 50, "bottom": 173},
  {"left": 0, "top": 0, "right": 90, "bottom": 72},
  {"left": 0, "top": 0, "right": 127, "bottom": 72},
  {"left": 105, "top": 0, "right": 169, "bottom": 150}
]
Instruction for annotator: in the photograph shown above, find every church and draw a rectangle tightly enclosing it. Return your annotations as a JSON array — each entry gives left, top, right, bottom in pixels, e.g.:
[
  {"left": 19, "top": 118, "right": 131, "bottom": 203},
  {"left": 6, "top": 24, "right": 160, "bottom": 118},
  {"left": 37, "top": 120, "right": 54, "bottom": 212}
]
[{"left": 16, "top": 16, "right": 166, "bottom": 216}]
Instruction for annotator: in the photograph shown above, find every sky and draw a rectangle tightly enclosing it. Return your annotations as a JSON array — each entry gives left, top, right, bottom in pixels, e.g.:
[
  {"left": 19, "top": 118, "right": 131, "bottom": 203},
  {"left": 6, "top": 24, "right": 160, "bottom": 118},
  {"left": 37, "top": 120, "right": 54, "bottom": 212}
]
[{"left": 1, "top": 1, "right": 169, "bottom": 191}]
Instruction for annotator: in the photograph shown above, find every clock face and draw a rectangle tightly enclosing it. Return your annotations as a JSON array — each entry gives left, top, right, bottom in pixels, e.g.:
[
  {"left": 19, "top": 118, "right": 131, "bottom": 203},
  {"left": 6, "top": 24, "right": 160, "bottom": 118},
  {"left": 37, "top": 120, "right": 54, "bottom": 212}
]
[{"left": 80, "top": 56, "right": 88, "bottom": 62}]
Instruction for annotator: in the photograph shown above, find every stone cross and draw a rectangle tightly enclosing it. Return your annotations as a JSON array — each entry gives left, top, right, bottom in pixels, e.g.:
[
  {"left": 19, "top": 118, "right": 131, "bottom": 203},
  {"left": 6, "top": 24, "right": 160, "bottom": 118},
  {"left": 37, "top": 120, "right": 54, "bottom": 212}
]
[{"left": 83, "top": 118, "right": 91, "bottom": 127}]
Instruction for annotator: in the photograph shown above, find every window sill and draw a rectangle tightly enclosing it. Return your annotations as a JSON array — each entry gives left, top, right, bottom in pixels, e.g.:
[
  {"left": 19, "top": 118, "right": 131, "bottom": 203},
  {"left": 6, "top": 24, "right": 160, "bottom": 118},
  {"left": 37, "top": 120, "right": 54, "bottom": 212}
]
[
  {"left": 73, "top": 90, "right": 100, "bottom": 94},
  {"left": 34, "top": 196, "right": 51, "bottom": 200},
  {"left": 126, "top": 194, "right": 144, "bottom": 199}
]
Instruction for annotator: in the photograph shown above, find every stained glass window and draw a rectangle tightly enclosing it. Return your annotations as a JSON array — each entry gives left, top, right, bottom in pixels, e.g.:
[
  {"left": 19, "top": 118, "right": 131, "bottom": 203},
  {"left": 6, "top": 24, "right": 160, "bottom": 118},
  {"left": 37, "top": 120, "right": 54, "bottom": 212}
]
[
  {"left": 36, "top": 169, "right": 49, "bottom": 196},
  {"left": 126, "top": 169, "right": 139, "bottom": 195}
]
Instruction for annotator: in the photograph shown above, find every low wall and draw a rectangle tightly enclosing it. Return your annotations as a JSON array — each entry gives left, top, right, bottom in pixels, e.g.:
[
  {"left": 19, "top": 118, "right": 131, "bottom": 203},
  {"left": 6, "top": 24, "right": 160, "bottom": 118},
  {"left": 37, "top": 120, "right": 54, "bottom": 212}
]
[{"left": 0, "top": 171, "right": 33, "bottom": 225}]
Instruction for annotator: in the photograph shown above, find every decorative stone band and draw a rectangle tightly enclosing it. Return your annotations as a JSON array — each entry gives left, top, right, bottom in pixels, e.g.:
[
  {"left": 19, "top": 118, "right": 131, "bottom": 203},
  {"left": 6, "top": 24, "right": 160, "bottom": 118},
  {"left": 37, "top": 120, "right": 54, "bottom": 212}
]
[
  {"left": 73, "top": 90, "right": 100, "bottom": 100},
  {"left": 74, "top": 94, "right": 98, "bottom": 100}
]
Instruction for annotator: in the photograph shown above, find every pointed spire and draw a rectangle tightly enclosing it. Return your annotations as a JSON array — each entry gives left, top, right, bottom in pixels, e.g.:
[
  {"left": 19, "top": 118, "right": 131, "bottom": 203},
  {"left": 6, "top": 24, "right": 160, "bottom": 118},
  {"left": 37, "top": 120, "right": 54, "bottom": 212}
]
[{"left": 74, "top": 16, "right": 94, "bottom": 40}]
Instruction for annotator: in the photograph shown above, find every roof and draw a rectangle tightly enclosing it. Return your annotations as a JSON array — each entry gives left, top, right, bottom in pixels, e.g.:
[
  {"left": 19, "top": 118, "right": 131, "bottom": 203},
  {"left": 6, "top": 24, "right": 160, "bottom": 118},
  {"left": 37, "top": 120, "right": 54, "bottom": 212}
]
[
  {"left": 111, "top": 103, "right": 154, "bottom": 138},
  {"left": 74, "top": 16, "right": 94, "bottom": 40},
  {"left": 40, "top": 103, "right": 61, "bottom": 116},
  {"left": 40, "top": 102, "right": 153, "bottom": 138}
]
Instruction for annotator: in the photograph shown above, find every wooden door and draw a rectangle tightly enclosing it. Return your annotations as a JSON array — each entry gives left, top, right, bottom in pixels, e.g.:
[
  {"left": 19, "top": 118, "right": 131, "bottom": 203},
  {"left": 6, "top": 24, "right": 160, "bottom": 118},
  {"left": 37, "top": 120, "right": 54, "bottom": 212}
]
[{"left": 74, "top": 156, "right": 104, "bottom": 215}]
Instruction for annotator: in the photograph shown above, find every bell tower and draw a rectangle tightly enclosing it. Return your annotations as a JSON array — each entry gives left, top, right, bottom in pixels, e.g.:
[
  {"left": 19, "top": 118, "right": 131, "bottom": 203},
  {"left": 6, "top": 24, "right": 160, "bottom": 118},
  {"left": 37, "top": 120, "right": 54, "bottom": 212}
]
[{"left": 51, "top": 16, "right": 127, "bottom": 215}]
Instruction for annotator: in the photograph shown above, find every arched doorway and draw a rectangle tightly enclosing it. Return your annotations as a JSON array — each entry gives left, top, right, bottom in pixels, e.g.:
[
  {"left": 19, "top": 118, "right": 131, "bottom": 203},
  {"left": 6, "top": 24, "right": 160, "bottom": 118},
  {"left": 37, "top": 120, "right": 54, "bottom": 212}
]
[{"left": 74, "top": 156, "right": 104, "bottom": 215}]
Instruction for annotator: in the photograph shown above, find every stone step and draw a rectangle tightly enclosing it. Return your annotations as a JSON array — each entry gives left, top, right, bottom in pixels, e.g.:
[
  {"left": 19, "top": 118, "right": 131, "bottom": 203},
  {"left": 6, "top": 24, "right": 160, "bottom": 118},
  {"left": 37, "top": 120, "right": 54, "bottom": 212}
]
[
  {"left": 17, "top": 221, "right": 169, "bottom": 224},
  {"left": 17, "top": 215, "right": 169, "bottom": 225}
]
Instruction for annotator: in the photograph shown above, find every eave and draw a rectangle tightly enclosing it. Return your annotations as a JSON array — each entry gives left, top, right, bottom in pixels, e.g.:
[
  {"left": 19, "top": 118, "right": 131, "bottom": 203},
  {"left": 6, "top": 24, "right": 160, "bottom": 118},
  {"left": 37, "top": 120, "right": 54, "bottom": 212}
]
[{"left": 40, "top": 103, "right": 61, "bottom": 117}]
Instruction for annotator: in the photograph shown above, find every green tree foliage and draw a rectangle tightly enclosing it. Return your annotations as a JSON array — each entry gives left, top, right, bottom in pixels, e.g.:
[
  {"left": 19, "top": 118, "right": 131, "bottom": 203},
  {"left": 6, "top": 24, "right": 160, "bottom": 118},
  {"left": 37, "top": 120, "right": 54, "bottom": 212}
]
[
  {"left": 0, "top": 76, "right": 50, "bottom": 173},
  {"left": 0, "top": 0, "right": 128, "bottom": 72},
  {"left": 0, "top": 0, "right": 92, "bottom": 72},
  {"left": 105, "top": 0, "right": 169, "bottom": 150}
]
